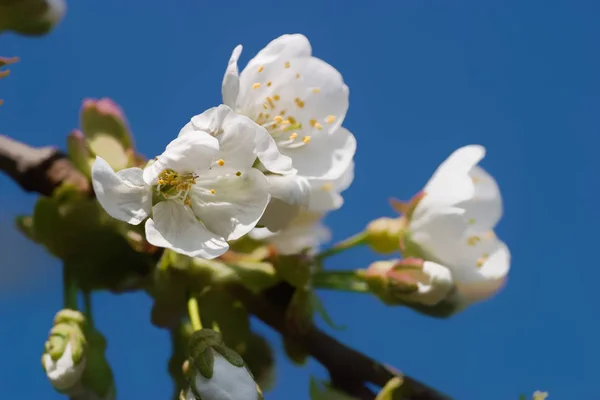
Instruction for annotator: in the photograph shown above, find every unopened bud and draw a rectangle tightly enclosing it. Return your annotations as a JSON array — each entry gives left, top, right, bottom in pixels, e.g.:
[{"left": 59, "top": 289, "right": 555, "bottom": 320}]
[
  {"left": 363, "top": 258, "right": 454, "bottom": 306},
  {"left": 365, "top": 217, "right": 405, "bottom": 254},
  {"left": 42, "top": 309, "right": 87, "bottom": 392},
  {"left": 80, "top": 98, "right": 134, "bottom": 170},
  {"left": 0, "top": 0, "right": 66, "bottom": 36},
  {"left": 186, "top": 329, "right": 260, "bottom": 400},
  {"left": 67, "top": 130, "right": 94, "bottom": 178}
]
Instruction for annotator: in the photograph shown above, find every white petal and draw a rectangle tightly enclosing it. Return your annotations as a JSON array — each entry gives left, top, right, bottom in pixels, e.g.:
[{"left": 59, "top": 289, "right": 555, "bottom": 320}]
[
  {"left": 190, "top": 168, "right": 270, "bottom": 241},
  {"left": 145, "top": 201, "right": 228, "bottom": 259},
  {"left": 192, "top": 352, "right": 258, "bottom": 400},
  {"left": 244, "top": 34, "right": 312, "bottom": 72},
  {"left": 258, "top": 198, "right": 301, "bottom": 232},
  {"left": 237, "top": 57, "right": 349, "bottom": 140},
  {"left": 267, "top": 174, "right": 310, "bottom": 206},
  {"left": 254, "top": 131, "right": 294, "bottom": 175},
  {"left": 409, "top": 207, "right": 470, "bottom": 267},
  {"left": 43, "top": 343, "right": 86, "bottom": 391},
  {"left": 414, "top": 145, "right": 485, "bottom": 221},
  {"left": 307, "top": 161, "right": 355, "bottom": 211},
  {"left": 143, "top": 133, "right": 219, "bottom": 185},
  {"left": 91, "top": 157, "right": 151, "bottom": 225},
  {"left": 458, "top": 166, "right": 503, "bottom": 230},
  {"left": 281, "top": 127, "right": 356, "bottom": 179},
  {"left": 263, "top": 211, "right": 330, "bottom": 255},
  {"left": 453, "top": 240, "right": 510, "bottom": 303},
  {"left": 413, "top": 261, "right": 454, "bottom": 306},
  {"left": 222, "top": 45, "right": 242, "bottom": 108}
]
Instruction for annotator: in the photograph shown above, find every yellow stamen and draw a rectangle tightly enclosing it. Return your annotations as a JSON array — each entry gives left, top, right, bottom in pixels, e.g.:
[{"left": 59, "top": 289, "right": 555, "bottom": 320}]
[
  {"left": 280, "top": 109, "right": 287, "bottom": 116},
  {"left": 314, "top": 122, "right": 323, "bottom": 130},
  {"left": 468, "top": 218, "right": 476, "bottom": 225},
  {"left": 476, "top": 253, "right": 489, "bottom": 268},
  {"left": 284, "top": 61, "right": 291, "bottom": 68},
  {"left": 326, "top": 115, "right": 336, "bottom": 124},
  {"left": 288, "top": 116, "right": 297, "bottom": 125},
  {"left": 294, "top": 97, "right": 305, "bottom": 108},
  {"left": 236, "top": 171, "right": 242, "bottom": 176},
  {"left": 312, "top": 88, "right": 321, "bottom": 93},
  {"left": 467, "top": 236, "right": 481, "bottom": 246},
  {"left": 263, "top": 103, "right": 268, "bottom": 110},
  {"left": 185, "top": 197, "right": 192, "bottom": 206},
  {"left": 296, "top": 73, "right": 300, "bottom": 79},
  {"left": 210, "top": 189, "right": 216, "bottom": 195},
  {"left": 309, "top": 119, "right": 317, "bottom": 127},
  {"left": 289, "top": 132, "right": 298, "bottom": 140},
  {"left": 216, "top": 159, "right": 225, "bottom": 166},
  {"left": 267, "top": 97, "right": 275, "bottom": 109},
  {"left": 273, "top": 115, "right": 283, "bottom": 123},
  {"left": 258, "top": 65, "right": 264, "bottom": 72},
  {"left": 267, "top": 81, "right": 272, "bottom": 87},
  {"left": 252, "top": 82, "right": 261, "bottom": 89},
  {"left": 273, "top": 94, "right": 280, "bottom": 101},
  {"left": 302, "top": 136, "right": 311, "bottom": 143},
  {"left": 321, "top": 182, "right": 333, "bottom": 191}
]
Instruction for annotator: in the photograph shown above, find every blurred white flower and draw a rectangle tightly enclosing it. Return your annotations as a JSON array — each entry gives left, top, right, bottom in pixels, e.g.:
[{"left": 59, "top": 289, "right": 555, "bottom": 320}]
[
  {"left": 251, "top": 211, "right": 331, "bottom": 255},
  {"left": 92, "top": 107, "right": 272, "bottom": 258},
  {"left": 222, "top": 34, "right": 356, "bottom": 229},
  {"left": 252, "top": 162, "right": 353, "bottom": 252},
  {"left": 406, "top": 145, "right": 510, "bottom": 305},
  {"left": 185, "top": 351, "right": 258, "bottom": 400}
]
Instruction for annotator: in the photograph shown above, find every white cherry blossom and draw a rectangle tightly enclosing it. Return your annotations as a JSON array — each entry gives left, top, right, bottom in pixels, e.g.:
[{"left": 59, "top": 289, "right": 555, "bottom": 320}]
[
  {"left": 42, "top": 342, "right": 86, "bottom": 392},
  {"left": 407, "top": 145, "right": 510, "bottom": 305},
  {"left": 92, "top": 109, "right": 271, "bottom": 259},
  {"left": 221, "top": 34, "right": 356, "bottom": 229}
]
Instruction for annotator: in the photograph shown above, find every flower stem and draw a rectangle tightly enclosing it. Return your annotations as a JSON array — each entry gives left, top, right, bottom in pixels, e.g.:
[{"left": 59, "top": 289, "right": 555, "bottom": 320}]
[
  {"left": 187, "top": 296, "right": 203, "bottom": 331},
  {"left": 315, "top": 231, "right": 369, "bottom": 262},
  {"left": 312, "top": 270, "right": 370, "bottom": 293},
  {"left": 83, "top": 290, "right": 95, "bottom": 329},
  {"left": 62, "top": 265, "right": 78, "bottom": 310}
]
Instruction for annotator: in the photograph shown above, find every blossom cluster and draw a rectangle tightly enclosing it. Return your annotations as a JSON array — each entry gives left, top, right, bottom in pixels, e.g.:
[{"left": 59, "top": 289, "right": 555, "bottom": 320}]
[{"left": 92, "top": 33, "right": 510, "bottom": 311}]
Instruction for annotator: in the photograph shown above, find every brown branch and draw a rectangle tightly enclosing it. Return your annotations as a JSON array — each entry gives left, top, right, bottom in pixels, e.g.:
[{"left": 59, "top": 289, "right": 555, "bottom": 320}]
[
  {"left": 0, "top": 135, "right": 453, "bottom": 400},
  {"left": 232, "top": 283, "right": 452, "bottom": 400},
  {"left": 0, "top": 134, "right": 90, "bottom": 196}
]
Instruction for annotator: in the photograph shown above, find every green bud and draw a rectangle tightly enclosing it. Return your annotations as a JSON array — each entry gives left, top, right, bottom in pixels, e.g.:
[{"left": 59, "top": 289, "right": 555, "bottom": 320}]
[
  {"left": 365, "top": 217, "right": 405, "bottom": 254},
  {"left": 67, "top": 130, "right": 94, "bottom": 178},
  {"left": 80, "top": 98, "right": 134, "bottom": 170},
  {"left": 0, "top": 0, "right": 65, "bottom": 36}
]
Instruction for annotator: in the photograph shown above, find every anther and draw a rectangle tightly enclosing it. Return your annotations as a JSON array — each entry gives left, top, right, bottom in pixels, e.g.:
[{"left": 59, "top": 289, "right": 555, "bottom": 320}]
[
  {"left": 284, "top": 61, "right": 290, "bottom": 68},
  {"left": 216, "top": 159, "right": 225, "bottom": 166},
  {"left": 273, "top": 94, "right": 280, "bottom": 101},
  {"left": 326, "top": 115, "right": 336, "bottom": 124},
  {"left": 252, "top": 82, "right": 261, "bottom": 89},
  {"left": 295, "top": 98, "right": 305, "bottom": 108},
  {"left": 258, "top": 65, "right": 264, "bottom": 72},
  {"left": 210, "top": 189, "right": 216, "bottom": 195},
  {"left": 236, "top": 171, "right": 242, "bottom": 176},
  {"left": 289, "top": 132, "right": 298, "bottom": 140},
  {"left": 312, "top": 88, "right": 321, "bottom": 93},
  {"left": 302, "top": 136, "right": 311, "bottom": 143}
]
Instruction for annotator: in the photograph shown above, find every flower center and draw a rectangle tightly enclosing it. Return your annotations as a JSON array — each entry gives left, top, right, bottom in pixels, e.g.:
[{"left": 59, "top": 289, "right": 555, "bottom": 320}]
[
  {"left": 156, "top": 169, "right": 197, "bottom": 206},
  {"left": 247, "top": 60, "right": 338, "bottom": 149}
]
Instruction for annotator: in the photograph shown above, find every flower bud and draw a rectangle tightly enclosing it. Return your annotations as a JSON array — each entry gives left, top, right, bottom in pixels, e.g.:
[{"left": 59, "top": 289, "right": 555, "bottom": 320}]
[
  {"left": 0, "top": 0, "right": 66, "bottom": 36},
  {"left": 365, "top": 217, "right": 405, "bottom": 254},
  {"left": 67, "top": 130, "right": 94, "bottom": 178},
  {"left": 42, "top": 309, "right": 87, "bottom": 392},
  {"left": 80, "top": 98, "right": 134, "bottom": 170},
  {"left": 363, "top": 258, "right": 454, "bottom": 306},
  {"left": 185, "top": 329, "right": 261, "bottom": 400}
]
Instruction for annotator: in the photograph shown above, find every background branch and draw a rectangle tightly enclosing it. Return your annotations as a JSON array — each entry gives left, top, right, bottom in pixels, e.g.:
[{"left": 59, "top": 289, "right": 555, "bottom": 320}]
[{"left": 0, "top": 134, "right": 452, "bottom": 400}]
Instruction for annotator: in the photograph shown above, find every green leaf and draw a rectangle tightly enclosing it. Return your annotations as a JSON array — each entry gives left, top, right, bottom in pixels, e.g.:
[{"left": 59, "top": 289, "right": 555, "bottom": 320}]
[
  {"left": 194, "top": 348, "right": 215, "bottom": 379},
  {"left": 212, "top": 345, "right": 245, "bottom": 368},
  {"left": 375, "top": 377, "right": 403, "bottom": 400},
  {"left": 311, "top": 292, "right": 346, "bottom": 331}
]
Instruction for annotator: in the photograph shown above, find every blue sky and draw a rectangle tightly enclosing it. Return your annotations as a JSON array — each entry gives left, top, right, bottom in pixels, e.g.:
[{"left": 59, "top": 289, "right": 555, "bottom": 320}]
[{"left": 1, "top": 0, "right": 598, "bottom": 399}]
